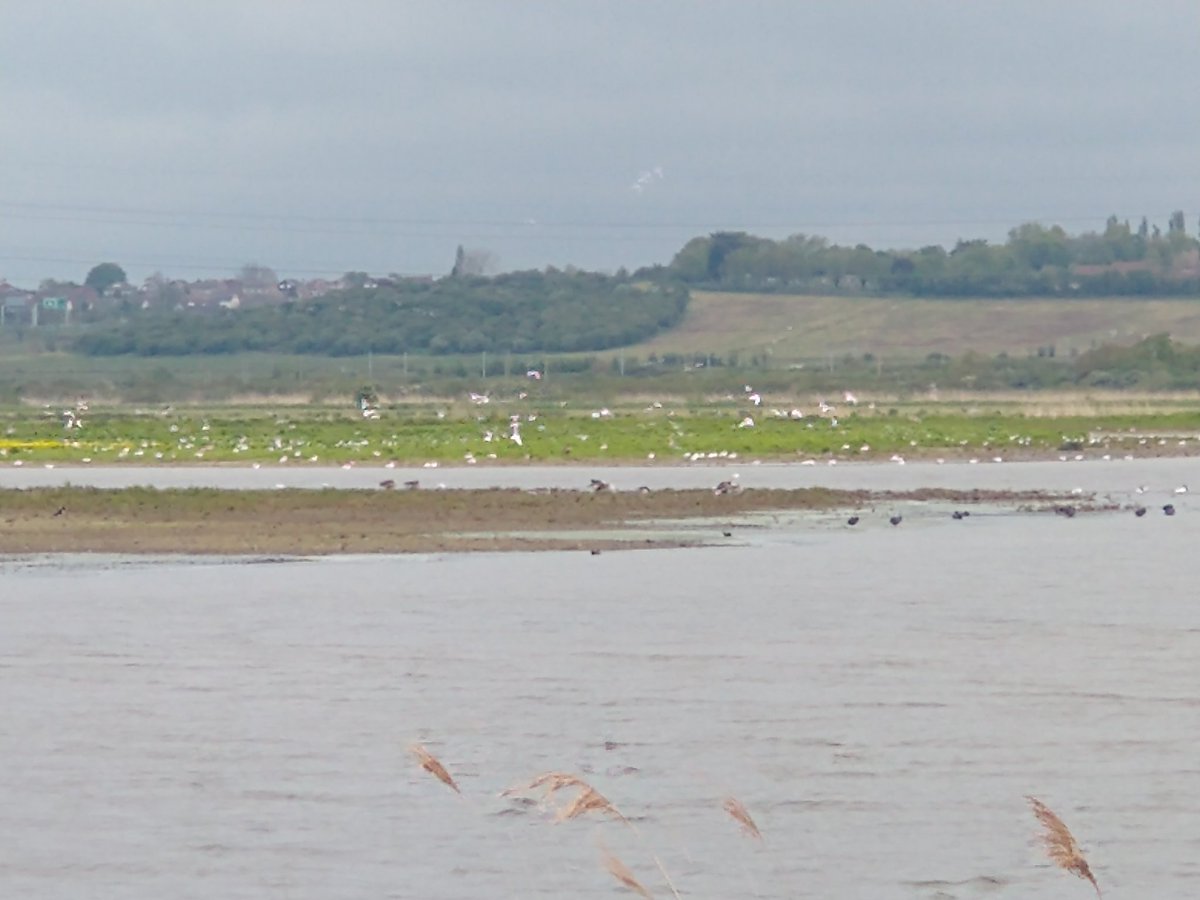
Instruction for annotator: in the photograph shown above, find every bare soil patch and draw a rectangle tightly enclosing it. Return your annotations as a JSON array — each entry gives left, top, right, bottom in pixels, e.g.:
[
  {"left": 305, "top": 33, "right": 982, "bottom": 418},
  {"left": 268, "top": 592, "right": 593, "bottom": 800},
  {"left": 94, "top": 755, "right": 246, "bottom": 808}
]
[{"left": 0, "top": 485, "right": 1072, "bottom": 555}]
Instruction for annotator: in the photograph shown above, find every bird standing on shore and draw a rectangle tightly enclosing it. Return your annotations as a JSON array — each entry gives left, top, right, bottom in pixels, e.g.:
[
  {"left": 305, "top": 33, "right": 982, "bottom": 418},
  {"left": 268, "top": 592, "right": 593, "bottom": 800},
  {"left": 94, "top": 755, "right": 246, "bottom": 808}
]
[{"left": 714, "top": 477, "right": 740, "bottom": 495}]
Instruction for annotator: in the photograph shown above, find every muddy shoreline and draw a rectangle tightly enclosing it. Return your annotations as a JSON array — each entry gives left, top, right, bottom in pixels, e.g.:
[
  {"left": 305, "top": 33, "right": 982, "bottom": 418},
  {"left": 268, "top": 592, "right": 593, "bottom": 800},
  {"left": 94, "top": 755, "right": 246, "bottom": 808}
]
[{"left": 0, "top": 485, "right": 1081, "bottom": 555}]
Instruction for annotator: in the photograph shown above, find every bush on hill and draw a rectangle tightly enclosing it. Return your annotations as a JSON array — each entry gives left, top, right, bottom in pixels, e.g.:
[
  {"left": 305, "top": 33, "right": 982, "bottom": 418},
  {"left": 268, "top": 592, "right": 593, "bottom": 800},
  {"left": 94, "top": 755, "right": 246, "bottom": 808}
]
[{"left": 74, "top": 270, "right": 689, "bottom": 357}]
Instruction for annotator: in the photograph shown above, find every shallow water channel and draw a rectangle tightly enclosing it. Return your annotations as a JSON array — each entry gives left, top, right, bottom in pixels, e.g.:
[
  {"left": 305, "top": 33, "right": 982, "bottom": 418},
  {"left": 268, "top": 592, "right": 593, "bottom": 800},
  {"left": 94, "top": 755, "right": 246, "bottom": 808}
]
[{"left": 2, "top": 460, "right": 1199, "bottom": 898}]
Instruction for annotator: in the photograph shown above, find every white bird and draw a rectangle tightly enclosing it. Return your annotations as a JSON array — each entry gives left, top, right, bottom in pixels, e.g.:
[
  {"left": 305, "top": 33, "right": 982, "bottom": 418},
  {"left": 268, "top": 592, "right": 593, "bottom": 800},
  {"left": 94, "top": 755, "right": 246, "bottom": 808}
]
[
  {"left": 738, "top": 416, "right": 755, "bottom": 428},
  {"left": 843, "top": 391, "right": 858, "bottom": 405},
  {"left": 748, "top": 393, "right": 761, "bottom": 406},
  {"left": 818, "top": 400, "right": 835, "bottom": 415},
  {"left": 1175, "top": 485, "right": 1189, "bottom": 494}
]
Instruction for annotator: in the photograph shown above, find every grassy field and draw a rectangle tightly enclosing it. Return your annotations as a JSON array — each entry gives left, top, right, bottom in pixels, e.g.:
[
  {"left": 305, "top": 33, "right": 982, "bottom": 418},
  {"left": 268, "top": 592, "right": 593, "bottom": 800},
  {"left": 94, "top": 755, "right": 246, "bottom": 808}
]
[
  {"left": 625, "top": 291, "right": 1200, "bottom": 361},
  {"left": 3, "top": 399, "right": 1200, "bottom": 466},
  {"left": 4, "top": 291, "right": 1200, "bottom": 404}
]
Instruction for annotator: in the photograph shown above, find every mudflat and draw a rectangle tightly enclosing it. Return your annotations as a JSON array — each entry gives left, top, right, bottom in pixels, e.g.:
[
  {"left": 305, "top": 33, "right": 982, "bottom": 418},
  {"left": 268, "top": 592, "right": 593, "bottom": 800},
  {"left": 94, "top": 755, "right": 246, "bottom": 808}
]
[{"left": 0, "top": 485, "right": 1072, "bottom": 555}]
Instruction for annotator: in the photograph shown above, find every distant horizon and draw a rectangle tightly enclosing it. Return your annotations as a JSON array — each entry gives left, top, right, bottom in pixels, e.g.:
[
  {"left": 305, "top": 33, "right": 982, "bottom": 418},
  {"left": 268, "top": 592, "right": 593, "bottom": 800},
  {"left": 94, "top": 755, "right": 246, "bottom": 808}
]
[
  {"left": 4, "top": 3, "right": 1197, "bottom": 289},
  {"left": 1, "top": 209, "right": 1194, "bottom": 290}
]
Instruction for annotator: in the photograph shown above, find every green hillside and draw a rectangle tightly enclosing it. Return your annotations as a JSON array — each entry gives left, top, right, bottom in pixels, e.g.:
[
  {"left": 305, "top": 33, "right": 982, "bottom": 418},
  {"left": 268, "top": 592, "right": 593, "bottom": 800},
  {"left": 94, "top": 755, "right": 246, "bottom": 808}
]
[{"left": 628, "top": 291, "right": 1200, "bottom": 362}]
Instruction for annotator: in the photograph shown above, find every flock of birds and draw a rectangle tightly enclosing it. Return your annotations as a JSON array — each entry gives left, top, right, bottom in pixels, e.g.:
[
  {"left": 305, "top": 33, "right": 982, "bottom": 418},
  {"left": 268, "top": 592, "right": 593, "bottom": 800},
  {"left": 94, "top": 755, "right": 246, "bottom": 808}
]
[{"left": 32, "top": 391, "right": 1197, "bottom": 537}]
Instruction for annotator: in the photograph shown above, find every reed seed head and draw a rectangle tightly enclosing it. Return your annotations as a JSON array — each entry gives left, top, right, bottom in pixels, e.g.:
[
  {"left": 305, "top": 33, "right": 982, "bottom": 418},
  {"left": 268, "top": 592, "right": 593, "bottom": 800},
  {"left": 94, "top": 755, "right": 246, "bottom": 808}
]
[{"left": 1027, "top": 796, "right": 1100, "bottom": 897}]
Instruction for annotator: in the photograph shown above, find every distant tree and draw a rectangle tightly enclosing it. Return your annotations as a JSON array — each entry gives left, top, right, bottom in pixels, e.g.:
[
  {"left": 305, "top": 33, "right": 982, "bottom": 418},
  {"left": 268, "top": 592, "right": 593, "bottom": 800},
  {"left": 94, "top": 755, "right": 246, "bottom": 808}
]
[
  {"left": 1007, "top": 222, "right": 1069, "bottom": 270},
  {"left": 1169, "top": 210, "right": 1186, "bottom": 235},
  {"left": 342, "top": 271, "right": 370, "bottom": 289},
  {"left": 451, "top": 246, "right": 497, "bottom": 277},
  {"left": 142, "top": 271, "right": 186, "bottom": 308},
  {"left": 239, "top": 263, "right": 278, "bottom": 288},
  {"left": 706, "top": 231, "right": 751, "bottom": 281},
  {"left": 84, "top": 262, "right": 127, "bottom": 296}
]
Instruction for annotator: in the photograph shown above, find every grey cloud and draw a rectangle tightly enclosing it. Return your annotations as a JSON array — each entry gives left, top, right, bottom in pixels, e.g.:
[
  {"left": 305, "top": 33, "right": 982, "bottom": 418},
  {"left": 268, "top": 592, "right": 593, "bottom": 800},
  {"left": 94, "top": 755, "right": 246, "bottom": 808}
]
[{"left": 2, "top": 1, "right": 1198, "bottom": 283}]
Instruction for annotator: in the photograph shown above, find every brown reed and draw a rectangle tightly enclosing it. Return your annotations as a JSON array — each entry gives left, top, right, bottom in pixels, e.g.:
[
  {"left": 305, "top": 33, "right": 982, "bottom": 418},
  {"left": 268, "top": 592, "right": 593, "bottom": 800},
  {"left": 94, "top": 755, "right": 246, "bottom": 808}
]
[
  {"left": 1027, "top": 796, "right": 1101, "bottom": 897},
  {"left": 602, "top": 846, "right": 654, "bottom": 899},
  {"left": 509, "top": 770, "right": 680, "bottom": 900},
  {"left": 502, "top": 771, "right": 589, "bottom": 799},
  {"left": 557, "top": 785, "right": 627, "bottom": 824},
  {"left": 722, "top": 795, "right": 763, "bottom": 840},
  {"left": 504, "top": 771, "right": 626, "bottom": 822},
  {"left": 409, "top": 743, "right": 460, "bottom": 794}
]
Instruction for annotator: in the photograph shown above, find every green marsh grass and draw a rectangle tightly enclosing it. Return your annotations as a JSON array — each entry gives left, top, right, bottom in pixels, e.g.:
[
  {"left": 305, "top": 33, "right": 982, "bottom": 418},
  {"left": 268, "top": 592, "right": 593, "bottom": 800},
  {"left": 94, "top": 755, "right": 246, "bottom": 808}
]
[{"left": 2, "top": 401, "right": 1200, "bottom": 465}]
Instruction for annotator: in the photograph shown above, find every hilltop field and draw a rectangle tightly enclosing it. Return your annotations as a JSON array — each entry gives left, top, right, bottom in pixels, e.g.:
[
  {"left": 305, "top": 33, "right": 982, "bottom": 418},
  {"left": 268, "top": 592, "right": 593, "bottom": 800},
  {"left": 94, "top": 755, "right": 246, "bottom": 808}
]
[
  {"left": 626, "top": 291, "right": 1200, "bottom": 361},
  {"left": 5, "top": 290, "right": 1200, "bottom": 407}
]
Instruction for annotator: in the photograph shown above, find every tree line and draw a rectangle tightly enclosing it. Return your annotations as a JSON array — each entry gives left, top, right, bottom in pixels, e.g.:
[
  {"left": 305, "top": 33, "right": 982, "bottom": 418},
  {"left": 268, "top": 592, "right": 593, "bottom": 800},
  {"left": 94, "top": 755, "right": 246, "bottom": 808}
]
[
  {"left": 73, "top": 269, "right": 689, "bottom": 357},
  {"left": 658, "top": 214, "right": 1200, "bottom": 297}
]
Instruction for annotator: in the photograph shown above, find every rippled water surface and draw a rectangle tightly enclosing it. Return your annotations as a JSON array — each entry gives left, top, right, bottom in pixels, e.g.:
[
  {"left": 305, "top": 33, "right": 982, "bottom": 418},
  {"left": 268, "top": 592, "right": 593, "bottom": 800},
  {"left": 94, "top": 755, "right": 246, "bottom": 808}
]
[{"left": 4, "top": 464, "right": 1200, "bottom": 898}]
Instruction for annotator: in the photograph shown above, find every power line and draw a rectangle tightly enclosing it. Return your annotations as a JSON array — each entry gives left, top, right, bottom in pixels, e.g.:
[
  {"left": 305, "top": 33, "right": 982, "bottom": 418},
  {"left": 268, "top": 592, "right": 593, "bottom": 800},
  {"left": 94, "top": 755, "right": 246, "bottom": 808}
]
[
  {"left": 0, "top": 253, "right": 428, "bottom": 278},
  {"left": 0, "top": 198, "right": 1138, "bottom": 233}
]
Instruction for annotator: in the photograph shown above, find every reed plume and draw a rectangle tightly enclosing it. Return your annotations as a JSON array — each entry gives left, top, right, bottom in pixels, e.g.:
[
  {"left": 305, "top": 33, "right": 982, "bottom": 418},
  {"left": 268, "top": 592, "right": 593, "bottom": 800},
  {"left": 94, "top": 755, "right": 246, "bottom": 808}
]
[
  {"left": 602, "top": 846, "right": 654, "bottom": 899},
  {"left": 510, "top": 770, "right": 680, "bottom": 899},
  {"left": 722, "top": 795, "right": 763, "bottom": 840},
  {"left": 557, "top": 784, "right": 627, "bottom": 823},
  {"left": 1027, "top": 796, "right": 1100, "bottom": 897},
  {"left": 502, "top": 771, "right": 588, "bottom": 799},
  {"left": 504, "top": 771, "right": 625, "bottom": 822},
  {"left": 409, "top": 743, "right": 460, "bottom": 794}
]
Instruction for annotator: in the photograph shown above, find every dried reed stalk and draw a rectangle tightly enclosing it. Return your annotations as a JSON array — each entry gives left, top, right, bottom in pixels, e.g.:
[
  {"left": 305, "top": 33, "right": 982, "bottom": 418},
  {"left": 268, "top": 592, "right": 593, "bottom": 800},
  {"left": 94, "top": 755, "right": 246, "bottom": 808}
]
[
  {"left": 1027, "top": 796, "right": 1100, "bottom": 897},
  {"left": 602, "top": 846, "right": 654, "bottom": 899},
  {"left": 722, "top": 795, "right": 763, "bottom": 840},
  {"left": 510, "top": 770, "right": 679, "bottom": 900},
  {"left": 501, "top": 771, "right": 588, "bottom": 798},
  {"left": 409, "top": 743, "right": 460, "bottom": 794},
  {"left": 503, "top": 771, "right": 625, "bottom": 822},
  {"left": 557, "top": 785, "right": 628, "bottom": 823}
]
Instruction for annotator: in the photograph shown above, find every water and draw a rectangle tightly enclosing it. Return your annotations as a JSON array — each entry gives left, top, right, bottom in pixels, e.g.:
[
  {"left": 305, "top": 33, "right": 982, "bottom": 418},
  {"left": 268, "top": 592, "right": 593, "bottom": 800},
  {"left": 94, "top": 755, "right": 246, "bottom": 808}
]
[
  {"left": 1, "top": 453, "right": 1198, "bottom": 496},
  {"left": 3, "top": 468, "right": 1200, "bottom": 898}
]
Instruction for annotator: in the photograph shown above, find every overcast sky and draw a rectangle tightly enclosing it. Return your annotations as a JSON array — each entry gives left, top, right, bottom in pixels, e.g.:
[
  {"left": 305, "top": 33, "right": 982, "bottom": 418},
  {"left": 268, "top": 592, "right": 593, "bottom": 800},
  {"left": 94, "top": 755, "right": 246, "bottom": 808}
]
[{"left": 2, "top": 1, "right": 1198, "bottom": 285}]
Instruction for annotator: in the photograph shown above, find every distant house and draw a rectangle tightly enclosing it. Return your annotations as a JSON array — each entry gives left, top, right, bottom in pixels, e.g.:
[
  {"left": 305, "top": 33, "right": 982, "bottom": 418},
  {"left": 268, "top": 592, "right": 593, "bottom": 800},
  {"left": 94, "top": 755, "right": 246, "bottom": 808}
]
[
  {"left": 1070, "top": 260, "right": 1154, "bottom": 277},
  {"left": 1171, "top": 248, "right": 1200, "bottom": 279},
  {"left": 0, "top": 287, "right": 35, "bottom": 326},
  {"left": 59, "top": 285, "right": 99, "bottom": 311},
  {"left": 183, "top": 279, "right": 242, "bottom": 310},
  {"left": 296, "top": 278, "right": 339, "bottom": 299}
]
